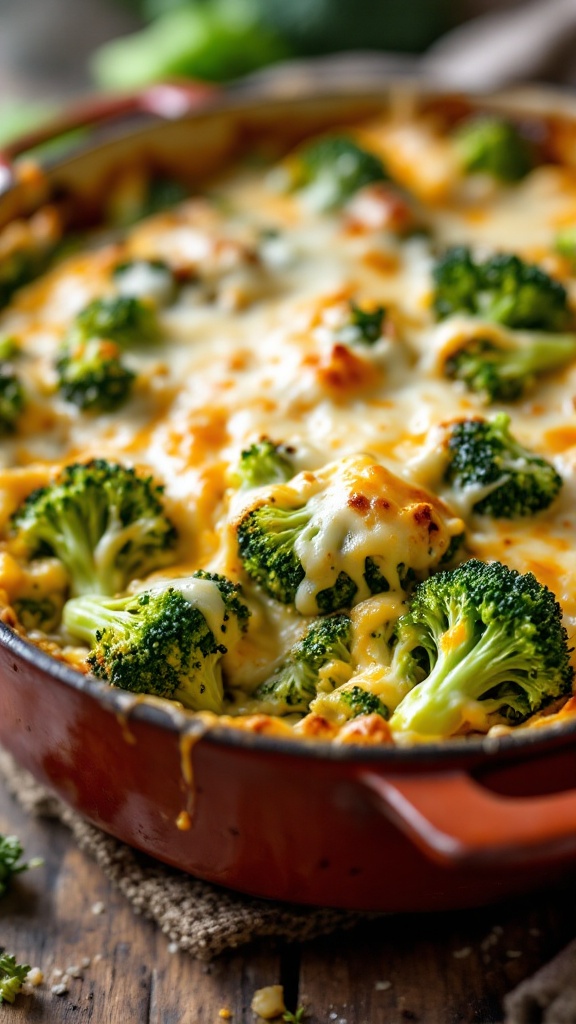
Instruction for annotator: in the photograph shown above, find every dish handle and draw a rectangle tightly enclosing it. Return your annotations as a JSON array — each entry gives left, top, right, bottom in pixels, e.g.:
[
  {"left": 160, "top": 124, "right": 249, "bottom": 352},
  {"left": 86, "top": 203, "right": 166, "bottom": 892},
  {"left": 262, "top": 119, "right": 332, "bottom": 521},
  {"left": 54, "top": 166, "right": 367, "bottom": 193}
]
[{"left": 357, "top": 768, "right": 576, "bottom": 866}]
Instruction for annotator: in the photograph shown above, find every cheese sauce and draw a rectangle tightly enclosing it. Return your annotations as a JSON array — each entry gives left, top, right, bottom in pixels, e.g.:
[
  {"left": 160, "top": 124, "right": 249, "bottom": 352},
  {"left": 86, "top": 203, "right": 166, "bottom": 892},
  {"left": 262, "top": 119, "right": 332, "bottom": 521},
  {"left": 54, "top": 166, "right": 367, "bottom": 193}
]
[{"left": 2, "top": 106, "right": 576, "bottom": 742}]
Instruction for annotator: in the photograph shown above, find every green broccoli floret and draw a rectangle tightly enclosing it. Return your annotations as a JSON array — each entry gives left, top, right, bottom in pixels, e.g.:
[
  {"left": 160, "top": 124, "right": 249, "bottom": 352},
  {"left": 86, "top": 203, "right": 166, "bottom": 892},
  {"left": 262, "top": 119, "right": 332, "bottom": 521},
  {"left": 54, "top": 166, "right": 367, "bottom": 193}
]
[
  {"left": 287, "top": 135, "right": 387, "bottom": 211},
  {"left": 0, "top": 835, "right": 41, "bottom": 898},
  {"left": 0, "top": 242, "right": 55, "bottom": 311},
  {"left": 56, "top": 337, "right": 135, "bottom": 412},
  {"left": 445, "top": 414, "right": 562, "bottom": 517},
  {"left": 0, "top": 954, "right": 30, "bottom": 1004},
  {"left": 237, "top": 503, "right": 310, "bottom": 605},
  {"left": 433, "top": 247, "right": 571, "bottom": 330},
  {"left": 433, "top": 245, "right": 479, "bottom": 318},
  {"left": 445, "top": 332, "right": 576, "bottom": 402},
  {"left": 13, "top": 596, "right": 64, "bottom": 633},
  {"left": 11, "top": 460, "right": 177, "bottom": 597},
  {"left": 237, "top": 456, "right": 464, "bottom": 613},
  {"left": 310, "top": 678, "right": 392, "bottom": 724},
  {"left": 338, "top": 684, "right": 389, "bottom": 719},
  {"left": 63, "top": 571, "right": 250, "bottom": 712},
  {"left": 453, "top": 116, "right": 534, "bottom": 182},
  {"left": 237, "top": 502, "right": 360, "bottom": 611},
  {"left": 135, "top": 177, "right": 189, "bottom": 221},
  {"left": 235, "top": 439, "right": 295, "bottom": 489},
  {"left": 389, "top": 559, "right": 574, "bottom": 738},
  {"left": 334, "top": 301, "right": 386, "bottom": 346},
  {"left": 0, "top": 365, "right": 25, "bottom": 435},
  {"left": 253, "top": 614, "right": 352, "bottom": 714},
  {"left": 0, "top": 336, "right": 20, "bottom": 360},
  {"left": 107, "top": 176, "right": 189, "bottom": 227},
  {"left": 71, "top": 295, "right": 159, "bottom": 348},
  {"left": 554, "top": 226, "right": 576, "bottom": 270}
]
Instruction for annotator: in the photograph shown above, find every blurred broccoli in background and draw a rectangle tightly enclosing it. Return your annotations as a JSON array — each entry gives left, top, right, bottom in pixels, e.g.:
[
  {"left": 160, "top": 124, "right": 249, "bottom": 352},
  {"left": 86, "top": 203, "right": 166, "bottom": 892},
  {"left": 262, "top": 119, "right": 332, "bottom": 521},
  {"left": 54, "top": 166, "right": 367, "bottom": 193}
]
[
  {"left": 56, "top": 337, "right": 135, "bottom": 412},
  {"left": 555, "top": 227, "right": 576, "bottom": 267},
  {"left": 93, "top": 0, "right": 290, "bottom": 87},
  {"left": 0, "top": 366, "right": 25, "bottom": 437},
  {"left": 433, "top": 247, "right": 571, "bottom": 330},
  {"left": 234, "top": 439, "right": 295, "bottom": 489},
  {"left": 94, "top": 0, "right": 450, "bottom": 89},
  {"left": 284, "top": 136, "right": 388, "bottom": 212},
  {"left": 453, "top": 116, "right": 535, "bottom": 182}
]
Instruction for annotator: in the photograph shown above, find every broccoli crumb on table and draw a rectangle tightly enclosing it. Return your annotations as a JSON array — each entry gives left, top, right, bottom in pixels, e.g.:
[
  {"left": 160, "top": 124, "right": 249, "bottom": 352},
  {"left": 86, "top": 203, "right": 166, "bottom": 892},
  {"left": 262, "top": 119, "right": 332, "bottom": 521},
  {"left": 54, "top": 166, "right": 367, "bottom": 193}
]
[{"left": 1, "top": 780, "right": 575, "bottom": 1023}]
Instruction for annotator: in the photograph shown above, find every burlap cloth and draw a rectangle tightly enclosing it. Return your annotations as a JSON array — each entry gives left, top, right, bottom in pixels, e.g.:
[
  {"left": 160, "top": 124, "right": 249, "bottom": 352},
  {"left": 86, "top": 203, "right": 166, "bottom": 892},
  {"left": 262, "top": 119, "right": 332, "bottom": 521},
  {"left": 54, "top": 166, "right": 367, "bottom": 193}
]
[
  {"left": 0, "top": 750, "right": 373, "bottom": 960},
  {"left": 503, "top": 939, "right": 576, "bottom": 1024}
]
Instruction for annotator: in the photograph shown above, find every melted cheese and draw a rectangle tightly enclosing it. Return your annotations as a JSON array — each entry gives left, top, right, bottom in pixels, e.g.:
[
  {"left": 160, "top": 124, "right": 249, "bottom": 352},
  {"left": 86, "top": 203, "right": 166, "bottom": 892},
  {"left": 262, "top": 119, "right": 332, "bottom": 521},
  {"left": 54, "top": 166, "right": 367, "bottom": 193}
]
[{"left": 2, "top": 105, "right": 576, "bottom": 743}]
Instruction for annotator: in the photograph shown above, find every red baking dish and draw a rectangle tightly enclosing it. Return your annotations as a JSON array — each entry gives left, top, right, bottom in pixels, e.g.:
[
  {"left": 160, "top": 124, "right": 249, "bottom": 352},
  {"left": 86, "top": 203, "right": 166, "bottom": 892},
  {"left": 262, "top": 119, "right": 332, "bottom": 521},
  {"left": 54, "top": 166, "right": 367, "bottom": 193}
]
[{"left": 1, "top": 83, "right": 576, "bottom": 912}]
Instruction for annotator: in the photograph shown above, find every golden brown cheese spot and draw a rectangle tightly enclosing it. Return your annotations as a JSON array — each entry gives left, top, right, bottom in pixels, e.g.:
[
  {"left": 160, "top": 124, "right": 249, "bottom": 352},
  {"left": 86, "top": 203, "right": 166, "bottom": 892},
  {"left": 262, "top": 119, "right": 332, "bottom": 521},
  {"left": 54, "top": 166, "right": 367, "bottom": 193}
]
[
  {"left": 293, "top": 714, "right": 339, "bottom": 741},
  {"left": 312, "top": 343, "right": 379, "bottom": 394},
  {"left": 361, "top": 250, "right": 401, "bottom": 276},
  {"left": 226, "top": 714, "right": 294, "bottom": 738},
  {"left": 335, "top": 714, "right": 394, "bottom": 746},
  {"left": 544, "top": 425, "right": 576, "bottom": 453}
]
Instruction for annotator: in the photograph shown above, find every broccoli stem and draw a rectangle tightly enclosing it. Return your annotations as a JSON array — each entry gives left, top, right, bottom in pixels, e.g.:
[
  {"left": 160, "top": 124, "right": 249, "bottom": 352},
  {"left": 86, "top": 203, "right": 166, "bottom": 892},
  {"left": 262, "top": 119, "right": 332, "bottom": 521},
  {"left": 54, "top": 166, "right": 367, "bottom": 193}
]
[
  {"left": 501, "top": 332, "right": 576, "bottom": 375},
  {"left": 391, "top": 619, "right": 548, "bottom": 736},
  {"left": 63, "top": 595, "right": 134, "bottom": 646}
]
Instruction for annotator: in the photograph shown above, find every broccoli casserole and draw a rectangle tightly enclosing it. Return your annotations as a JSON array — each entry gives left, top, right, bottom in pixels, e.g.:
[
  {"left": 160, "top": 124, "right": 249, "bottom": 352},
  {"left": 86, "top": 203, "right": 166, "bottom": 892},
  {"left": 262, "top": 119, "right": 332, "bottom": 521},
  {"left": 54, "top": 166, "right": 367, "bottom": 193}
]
[{"left": 2, "top": 99, "right": 576, "bottom": 746}]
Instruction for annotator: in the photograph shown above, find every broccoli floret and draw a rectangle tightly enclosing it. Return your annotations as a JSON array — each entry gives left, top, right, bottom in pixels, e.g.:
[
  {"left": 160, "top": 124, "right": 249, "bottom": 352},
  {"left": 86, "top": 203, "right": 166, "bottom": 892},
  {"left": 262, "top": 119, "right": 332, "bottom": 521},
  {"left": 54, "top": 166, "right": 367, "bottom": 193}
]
[
  {"left": 338, "top": 684, "right": 389, "bottom": 719},
  {"left": 445, "top": 332, "right": 576, "bottom": 402},
  {"left": 63, "top": 571, "right": 250, "bottom": 712},
  {"left": 310, "top": 678, "right": 391, "bottom": 724},
  {"left": 237, "top": 503, "right": 310, "bottom": 605},
  {"left": 71, "top": 295, "right": 159, "bottom": 347},
  {"left": 8, "top": 556, "right": 69, "bottom": 633},
  {"left": 56, "top": 337, "right": 135, "bottom": 412},
  {"left": 112, "top": 177, "right": 189, "bottom": 227},
  {"left": 11, "top": 460, "right": 177, "bottom": 597},
  {"left": 13, "top": 596, "right": 64, "bottom": 633},
  {"left": 389, "top": 559, "right": 574, "bottom": 737},
  {"left": 334, "top": 301, "right": 386, "bottom": 346},
  {"left": 0, "top": 336, "right": 20, "bottom": 360},
  {"left": 235, "top": 439, "right": 295, "bottom": 489},
  {"left": 287, "top": 135, "right": 387, "bottom": 211},
  {"left": 237, "top": 501, "right": 361, "bottom": 611},
  {"left": 0, "top": 835, "right": 40, "bottom": 898},
  {"left": 0, "top": 365, "right": 25, "bottom": 435},
  {"left": 236, "top": 455, "right": 464, "bottom": 613},
  {"left": 454, "top": 116, "right": 534, "bottom": 182},
  {"left": 555, "top": 226, "right": 576, "bottom": 267},
  {"left": 253, "top": 614, "right": 353, "bottom": 714},
  {"left": 433, "top": 245, "right": 479, "bottom": 319},
  {"left": 0, "top": 954, "right": 30, "bottom": 1005},
  {"left": 445, "top": 414, "right": 562, "bottom": 517},
  {"left": 0, "top": 242, "right": 55, "bottom": 311},
  {"left": 433, "top": 247, "right": 571, "bottom": 331}
]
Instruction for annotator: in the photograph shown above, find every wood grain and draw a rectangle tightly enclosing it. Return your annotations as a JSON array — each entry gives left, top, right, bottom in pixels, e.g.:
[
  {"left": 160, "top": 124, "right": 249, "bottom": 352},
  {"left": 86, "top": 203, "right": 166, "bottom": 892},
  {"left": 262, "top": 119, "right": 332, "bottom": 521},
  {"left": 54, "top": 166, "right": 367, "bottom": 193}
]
[{"left": 1, "top": 780, "right": 576, "bottom": 1023}]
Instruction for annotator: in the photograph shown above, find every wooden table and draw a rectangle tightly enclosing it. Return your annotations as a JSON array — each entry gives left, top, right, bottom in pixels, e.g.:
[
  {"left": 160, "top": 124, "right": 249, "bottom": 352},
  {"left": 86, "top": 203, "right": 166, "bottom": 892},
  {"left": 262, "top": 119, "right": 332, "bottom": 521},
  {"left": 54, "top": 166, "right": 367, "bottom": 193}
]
[{"left": 1, "top": 782, "right": 575, "bottom": 1024}]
